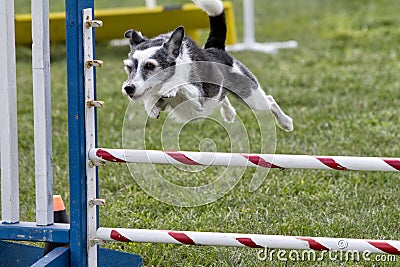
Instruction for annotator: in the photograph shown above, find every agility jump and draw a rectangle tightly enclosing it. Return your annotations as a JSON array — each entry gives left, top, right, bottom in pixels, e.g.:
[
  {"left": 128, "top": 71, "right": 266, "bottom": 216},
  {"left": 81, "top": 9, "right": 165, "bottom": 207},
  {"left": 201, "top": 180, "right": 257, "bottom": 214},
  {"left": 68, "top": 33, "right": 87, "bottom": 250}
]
[{"left": 82, "top": 3, "right": 400, "bottom": 266}]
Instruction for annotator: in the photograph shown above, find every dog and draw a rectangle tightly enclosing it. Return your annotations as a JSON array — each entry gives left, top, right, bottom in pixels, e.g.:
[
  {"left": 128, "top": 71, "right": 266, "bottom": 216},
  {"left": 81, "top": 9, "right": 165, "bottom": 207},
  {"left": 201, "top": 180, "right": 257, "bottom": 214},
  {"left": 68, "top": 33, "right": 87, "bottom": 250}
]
[{"left": 122, "top": 0, "right": 293, "bottom": 131}]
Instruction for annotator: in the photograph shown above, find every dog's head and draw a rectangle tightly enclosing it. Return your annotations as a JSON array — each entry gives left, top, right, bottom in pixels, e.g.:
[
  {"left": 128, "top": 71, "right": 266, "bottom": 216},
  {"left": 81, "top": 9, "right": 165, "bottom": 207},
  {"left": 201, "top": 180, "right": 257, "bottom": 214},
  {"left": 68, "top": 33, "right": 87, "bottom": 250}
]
[{"left": 122, "top": 27, "right": 185, "bottom": 100}]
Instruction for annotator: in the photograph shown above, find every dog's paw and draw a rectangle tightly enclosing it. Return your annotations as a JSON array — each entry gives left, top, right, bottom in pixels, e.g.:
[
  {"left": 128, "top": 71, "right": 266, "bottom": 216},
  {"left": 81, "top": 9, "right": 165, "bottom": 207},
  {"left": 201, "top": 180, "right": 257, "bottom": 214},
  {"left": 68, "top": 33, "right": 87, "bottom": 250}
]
[
  {"left": 148, "top": 106, "right": 162, "bottom": 119},
  {"left": 193, "top": 101, "right": 205, "bottom": 112},
  {"left": 220, "top": 105, "right": 236, "bottom": 123},
  {"left": 159, "top": 87, "right": 179, "bottom": 98},
  {"left": 276, "top": 115, "right": 294, "bottom": 132},
  {"left": 194, "top": 106, "right": 205, "bottom": 112}
]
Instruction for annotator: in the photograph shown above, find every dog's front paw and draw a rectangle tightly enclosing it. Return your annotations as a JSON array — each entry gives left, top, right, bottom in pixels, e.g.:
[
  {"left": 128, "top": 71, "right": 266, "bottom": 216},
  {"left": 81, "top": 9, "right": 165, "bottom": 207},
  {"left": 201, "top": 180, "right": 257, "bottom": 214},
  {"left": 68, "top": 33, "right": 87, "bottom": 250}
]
[
  {"left": 220, "top": 105, "right": 236, "bottom": 123},
  {"left": 159, "top": 87, "right": 179, "bottom": 98},
  {"left": 148, "top": 106, "right": 162, "bottom": 119}
]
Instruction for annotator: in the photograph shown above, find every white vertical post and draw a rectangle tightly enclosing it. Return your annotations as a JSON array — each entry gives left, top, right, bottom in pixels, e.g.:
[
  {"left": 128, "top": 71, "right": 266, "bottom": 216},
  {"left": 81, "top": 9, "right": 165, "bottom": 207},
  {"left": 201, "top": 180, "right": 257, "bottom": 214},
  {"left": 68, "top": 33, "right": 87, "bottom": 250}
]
[
  {"left": 0, "top": 0, "right": 20, "bottom": 224},
  {"left": 83, "top": 8, "right": 99, "bottom": 267},
  {"left": 243, "top": 0, "right": 255, "bottom": 45},
  {"left": 32, "top": 0, "right": 53, "bottom": 226},
  {"left": 145, "top": 0, "right": 157, "bottom": 8},
  {"left": 227, "top": 0, "right": 298, "bottom": 53}
]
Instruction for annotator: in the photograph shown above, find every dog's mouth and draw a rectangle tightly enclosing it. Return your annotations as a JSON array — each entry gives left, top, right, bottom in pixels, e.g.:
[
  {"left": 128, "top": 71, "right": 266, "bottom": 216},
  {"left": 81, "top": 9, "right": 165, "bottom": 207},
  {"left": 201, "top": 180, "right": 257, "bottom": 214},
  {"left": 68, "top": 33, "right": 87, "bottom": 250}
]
[
  {"left": 128, "top": 93, "right": 143, "bottom": 100},
  {"left": 127, "top": 88, "right": 149, "bottom": 100}
]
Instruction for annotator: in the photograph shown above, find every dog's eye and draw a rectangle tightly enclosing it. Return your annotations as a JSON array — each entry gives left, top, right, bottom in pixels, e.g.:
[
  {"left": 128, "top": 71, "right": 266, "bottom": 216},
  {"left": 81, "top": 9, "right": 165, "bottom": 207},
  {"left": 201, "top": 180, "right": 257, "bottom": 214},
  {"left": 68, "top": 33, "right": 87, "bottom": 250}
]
[
  {"left": 143, "top": 62, "right": 156, "bottom": 71},
  {"left": 124, "top": 65, "right": 133, "bottom": 74},
  {"left": 123, "top": 59, "right": 136, "bottom": 75}
]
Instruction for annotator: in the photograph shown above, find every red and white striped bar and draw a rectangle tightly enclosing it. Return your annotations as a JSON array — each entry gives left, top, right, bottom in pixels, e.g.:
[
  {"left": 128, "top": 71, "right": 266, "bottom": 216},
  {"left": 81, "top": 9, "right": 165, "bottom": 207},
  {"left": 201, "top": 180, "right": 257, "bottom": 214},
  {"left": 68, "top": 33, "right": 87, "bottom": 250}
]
[
  {"left": 89, "top": 148, "right": 400, "bottom": 172},
  {"left": 96, "top": 228, "right": 400, "bottom": 254}
]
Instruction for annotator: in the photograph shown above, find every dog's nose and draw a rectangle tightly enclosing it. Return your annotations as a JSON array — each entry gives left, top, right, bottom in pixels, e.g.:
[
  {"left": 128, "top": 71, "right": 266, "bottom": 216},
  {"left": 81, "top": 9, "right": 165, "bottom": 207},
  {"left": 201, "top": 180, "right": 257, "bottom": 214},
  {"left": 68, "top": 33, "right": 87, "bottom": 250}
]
[{"left": 124, "top": 85, "right": 136, "bottom": 96}]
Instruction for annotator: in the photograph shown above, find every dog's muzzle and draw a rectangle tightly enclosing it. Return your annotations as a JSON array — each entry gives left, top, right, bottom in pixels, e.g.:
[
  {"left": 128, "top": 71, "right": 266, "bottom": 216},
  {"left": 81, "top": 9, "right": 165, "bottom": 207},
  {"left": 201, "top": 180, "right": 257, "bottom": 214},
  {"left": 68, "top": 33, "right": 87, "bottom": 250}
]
[{"left": 124, "top": 85, "right": 136, "bottom": 98}]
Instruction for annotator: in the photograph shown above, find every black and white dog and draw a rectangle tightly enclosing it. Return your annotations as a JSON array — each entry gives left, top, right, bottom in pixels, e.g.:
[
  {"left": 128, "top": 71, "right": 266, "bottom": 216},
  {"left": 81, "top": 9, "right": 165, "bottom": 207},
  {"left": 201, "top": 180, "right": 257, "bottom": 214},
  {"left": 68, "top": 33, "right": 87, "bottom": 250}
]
[{"left": 122, "top": 0, "right": 293, "bottom": 131}]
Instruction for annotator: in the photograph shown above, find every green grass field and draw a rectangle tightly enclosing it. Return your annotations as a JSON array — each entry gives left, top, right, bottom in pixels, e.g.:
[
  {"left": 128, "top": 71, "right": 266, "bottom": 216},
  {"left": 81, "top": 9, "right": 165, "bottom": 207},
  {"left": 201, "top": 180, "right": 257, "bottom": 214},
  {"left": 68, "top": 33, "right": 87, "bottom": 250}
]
[{"left": 12, "top": 0, "right": 400, "bottom": 265}]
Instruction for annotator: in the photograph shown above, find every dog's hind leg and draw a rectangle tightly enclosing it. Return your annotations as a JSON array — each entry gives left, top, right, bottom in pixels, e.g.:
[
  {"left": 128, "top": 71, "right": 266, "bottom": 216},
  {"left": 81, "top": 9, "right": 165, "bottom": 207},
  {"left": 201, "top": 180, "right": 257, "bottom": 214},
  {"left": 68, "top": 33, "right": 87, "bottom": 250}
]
[
  {"left": 266, "top": 95, "right": 293, "bottom": 132},
  {"left": 243, "top": 87, "right": 293, "bottom": 131}
]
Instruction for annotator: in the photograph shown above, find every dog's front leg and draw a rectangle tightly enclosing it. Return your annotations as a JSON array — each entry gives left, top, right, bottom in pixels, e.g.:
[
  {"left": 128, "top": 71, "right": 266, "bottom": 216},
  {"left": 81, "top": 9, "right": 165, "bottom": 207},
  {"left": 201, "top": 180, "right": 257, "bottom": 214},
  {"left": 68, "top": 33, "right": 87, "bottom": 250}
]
[
  {"left": 143, "top": 95, "right": 163, "bottom": 119},
  {"left": 158, "top": 83, "right": 180, "bottom": 98},
  {"left": 220, "top": 96, "right": 236, "bottom": 123},
  {"left": 180, "top": 84, "right": 204, "bottom": 112}
]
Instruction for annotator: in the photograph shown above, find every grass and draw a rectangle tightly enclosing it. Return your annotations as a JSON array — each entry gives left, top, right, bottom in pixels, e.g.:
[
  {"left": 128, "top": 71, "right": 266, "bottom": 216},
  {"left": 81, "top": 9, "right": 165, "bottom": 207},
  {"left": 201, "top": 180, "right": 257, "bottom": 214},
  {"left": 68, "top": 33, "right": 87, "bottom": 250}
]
[{"left": 10, "top": 0, "right": 400, "bottom": 265}]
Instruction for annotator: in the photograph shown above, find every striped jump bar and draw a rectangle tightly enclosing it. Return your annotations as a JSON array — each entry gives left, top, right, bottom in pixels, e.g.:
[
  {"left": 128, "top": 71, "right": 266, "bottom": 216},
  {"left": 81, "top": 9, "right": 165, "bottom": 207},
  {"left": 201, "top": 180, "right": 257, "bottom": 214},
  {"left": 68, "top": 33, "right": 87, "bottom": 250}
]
[
  {"left": 89, "top": 148, "right": 400, "bottom": 172},
  {"left": 96, "top": 228, "right": 400, "bottom": 255}
]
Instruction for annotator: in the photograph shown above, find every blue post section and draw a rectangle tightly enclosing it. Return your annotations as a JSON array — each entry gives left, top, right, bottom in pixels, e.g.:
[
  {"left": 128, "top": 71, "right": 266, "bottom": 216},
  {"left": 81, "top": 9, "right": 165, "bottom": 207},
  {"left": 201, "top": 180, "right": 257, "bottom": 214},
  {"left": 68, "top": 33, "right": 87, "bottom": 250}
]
[
  {"left": 64, "top": 2, "right": 142, "bottom": 266},
  {"left": 31, "top": 247, "right": 70, "bottom": 267},
  {"left": 65, "top": 0, "right": 94, "bottom": 266},
  {"left": 0, "top": 241, "right": 43, "bottom": 266},
  {"left": 0, "top": 222, "right": 69, "bottom": 242}
]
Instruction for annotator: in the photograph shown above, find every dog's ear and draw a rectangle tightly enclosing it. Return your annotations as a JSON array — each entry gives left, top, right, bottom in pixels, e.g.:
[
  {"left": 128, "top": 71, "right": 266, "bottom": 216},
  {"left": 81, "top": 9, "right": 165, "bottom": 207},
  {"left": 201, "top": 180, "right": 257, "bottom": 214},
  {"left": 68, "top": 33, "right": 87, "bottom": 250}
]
[
  {"left": 164, "top": 26, "right": 185, "bottom": 62},
  {"left": 124, "top": 29, "right": 146, "bottom": 48}
]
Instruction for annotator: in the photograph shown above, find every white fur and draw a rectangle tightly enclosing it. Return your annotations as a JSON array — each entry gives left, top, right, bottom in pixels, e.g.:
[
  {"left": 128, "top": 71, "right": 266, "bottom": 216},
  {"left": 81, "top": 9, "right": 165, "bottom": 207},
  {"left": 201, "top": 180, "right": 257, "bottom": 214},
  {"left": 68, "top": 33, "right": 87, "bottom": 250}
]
[
  {"left": 157, "top": 45, "right": 193, "bottom": 98},
  {"left": 243, "top": 87, "right": 293, "bottom": 131},
  {"left": 191, "top": 0, "right": 224, "bottom": 16},
  {"left": 166, "top": 89, "right": 224, "bottom": 123},
  {"left": 128, "top": 47, "right": 161, "bottom": 94},
  {"left": 135, "top": 44, "right": 216, "bottom": 122}
]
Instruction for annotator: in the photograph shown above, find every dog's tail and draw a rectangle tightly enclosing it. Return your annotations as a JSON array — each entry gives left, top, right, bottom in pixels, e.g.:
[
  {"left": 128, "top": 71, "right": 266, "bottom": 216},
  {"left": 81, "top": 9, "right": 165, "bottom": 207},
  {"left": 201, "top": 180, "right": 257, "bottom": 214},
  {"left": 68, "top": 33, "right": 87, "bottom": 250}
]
[{"left": 192, "top": 0, "right": 227, "bottom": 50}]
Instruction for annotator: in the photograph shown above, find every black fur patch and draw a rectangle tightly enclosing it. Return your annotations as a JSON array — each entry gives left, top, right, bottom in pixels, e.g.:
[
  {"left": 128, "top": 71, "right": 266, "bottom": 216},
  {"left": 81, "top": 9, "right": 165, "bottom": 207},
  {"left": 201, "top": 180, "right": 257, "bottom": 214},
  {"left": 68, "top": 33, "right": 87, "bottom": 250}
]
[
  {"left": 135, "top": 38, "right": 166, "bottom": 51},
  {"left": 234, "top": 60, "right": 258, "bottom": 86},
  {"left": 202, "top": 82, "right": 224, "bottom": 98},
  {"left": 132, "top": 59, "right": 138, "bottom": 69},
  {"left": 151, "top": 48, "right": 176, "bottom": 69},
  {"left": 184, "top": 38, "right": 208, "bottom": 61},
  {"left": 204, "top": 48, "right": 233, "bottom": 66},
  {"left": 205, "top": 12, "right": 227, "bottom": 50}
]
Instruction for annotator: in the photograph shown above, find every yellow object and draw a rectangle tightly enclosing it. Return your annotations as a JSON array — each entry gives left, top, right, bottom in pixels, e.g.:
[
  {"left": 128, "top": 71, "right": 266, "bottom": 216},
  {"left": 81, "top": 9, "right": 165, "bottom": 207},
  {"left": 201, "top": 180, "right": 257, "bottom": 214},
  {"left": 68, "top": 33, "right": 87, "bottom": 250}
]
[{"left": 15, "top": 2, "right": 237, "bottom": 46}]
